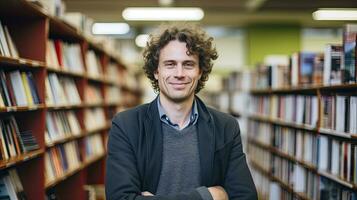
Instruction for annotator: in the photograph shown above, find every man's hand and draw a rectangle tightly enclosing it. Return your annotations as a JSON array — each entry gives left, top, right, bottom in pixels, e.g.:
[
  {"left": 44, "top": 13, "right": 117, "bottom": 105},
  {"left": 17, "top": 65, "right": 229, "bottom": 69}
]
[
  {"left": 208, "top": 186, "right": 228, "bottom": 200},
  {"left": 141, "top": 191, "right": 154, "bottom": 196}
]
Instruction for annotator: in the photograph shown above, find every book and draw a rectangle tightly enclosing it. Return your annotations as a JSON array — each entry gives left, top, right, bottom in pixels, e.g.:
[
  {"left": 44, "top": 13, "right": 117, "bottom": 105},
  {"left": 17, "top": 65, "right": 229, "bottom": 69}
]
[
  {"left": 84, "top": 133, "right": 104, "bottom": 160},
  {"left": 84, "top": 108, "right": 106, "bottom": 131},
  {"left": 3, "top": 26, "right": 19, "bottom": 58},
  {"left": 0, "top": 21, "right": 11, "bottom": 57},
  {"left": 25, "top": 72, "right": 40, "bottom": 104},
  {"left": 85, "top": 50, "right": 103, "bottom": 78},
  {"left": 342, "top": 24, "right": 357, "bottom": 83},
  {"left": 9, "top": 70, "right": 28, "bottom": 106},
  {"left": 323, "top": 44, "right": 343, "bottom": 85},
  {"left": 21, "top": 72, "right": 34, "bottom": 106},
  {"left": 60, "top": 77, "right": 81, "bottom": 105},
  {"left": 313, "top": 53, "right": 324, "bottom": 85}
]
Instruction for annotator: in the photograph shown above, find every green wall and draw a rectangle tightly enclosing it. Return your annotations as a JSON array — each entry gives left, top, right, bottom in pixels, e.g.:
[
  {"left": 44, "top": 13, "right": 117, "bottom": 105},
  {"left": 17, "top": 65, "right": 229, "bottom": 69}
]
[{"left": 246, "top": 24, "right": 301, "bottom": 67}]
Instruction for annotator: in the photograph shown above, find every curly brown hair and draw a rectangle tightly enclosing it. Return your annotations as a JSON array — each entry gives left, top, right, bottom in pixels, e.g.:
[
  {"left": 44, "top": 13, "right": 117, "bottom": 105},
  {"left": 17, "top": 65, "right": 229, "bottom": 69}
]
[{"left": 142, "top": 23, "right": 218, "bottom": 93}]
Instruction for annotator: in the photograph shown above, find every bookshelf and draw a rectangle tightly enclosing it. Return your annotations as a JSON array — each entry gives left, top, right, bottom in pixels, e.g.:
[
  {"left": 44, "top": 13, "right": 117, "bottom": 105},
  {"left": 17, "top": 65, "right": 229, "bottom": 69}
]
[
  {"left": 201, "top": 24, "right": 357, "bottom": 200},
  {"left": 218, "top": 76, "right": 357, "bottom": 199},
  {"left": 221, "top": 37, "right": 356, "bottom": 199},
  {"left": 0, "top": 1, "right": 141, "bottom": 199}
]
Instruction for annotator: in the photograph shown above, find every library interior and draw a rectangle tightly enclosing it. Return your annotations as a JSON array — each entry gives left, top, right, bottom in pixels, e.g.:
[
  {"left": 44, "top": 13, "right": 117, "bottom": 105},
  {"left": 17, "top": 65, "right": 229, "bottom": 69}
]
[{"left": 0, "top": 0, "right": 357, "bottom": 199}]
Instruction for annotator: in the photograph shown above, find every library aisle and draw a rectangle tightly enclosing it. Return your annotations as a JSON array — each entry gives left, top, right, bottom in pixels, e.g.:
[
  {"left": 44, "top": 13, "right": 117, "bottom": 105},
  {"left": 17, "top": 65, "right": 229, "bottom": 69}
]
[{"left": 1, "top": 0, "right": 357, "bottom": 200}]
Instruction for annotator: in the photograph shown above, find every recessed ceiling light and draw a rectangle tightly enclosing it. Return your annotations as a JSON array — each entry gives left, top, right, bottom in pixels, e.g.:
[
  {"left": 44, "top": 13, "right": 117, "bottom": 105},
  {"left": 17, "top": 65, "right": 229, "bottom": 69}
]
[
  {"left": 313, "top": 9, "right": 357, "bottom": 21},
  {"left": 122, "top": 7, "right": 204, "bottom": 21},
  {"left": 92, "top": 23, "right": 130, "bottom": 35}
]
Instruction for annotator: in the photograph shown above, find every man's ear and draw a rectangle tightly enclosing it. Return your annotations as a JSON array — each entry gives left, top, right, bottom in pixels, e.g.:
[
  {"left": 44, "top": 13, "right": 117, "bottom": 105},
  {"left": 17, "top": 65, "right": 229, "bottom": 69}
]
[
  {"left": 199, "top": 67, "right": 203, "bottom": 79},
  {"left": 154, "top": 68, "right": 158, "bottom": 80}
]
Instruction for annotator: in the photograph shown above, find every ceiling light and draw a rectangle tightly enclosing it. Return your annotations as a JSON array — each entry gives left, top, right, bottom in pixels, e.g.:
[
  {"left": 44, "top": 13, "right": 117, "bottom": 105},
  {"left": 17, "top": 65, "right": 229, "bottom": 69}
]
[
  {"left": 313, "top": 9, "right": 357, "bottom": 21},
  {"left": 92, "top": 23, "right": 130, "bottom": 35},
  {"left": 135, "top": 34, "right": 150, "bottom": 48},
  {"left": 122, "top": 7, "right": 204, "bottom": 21}
]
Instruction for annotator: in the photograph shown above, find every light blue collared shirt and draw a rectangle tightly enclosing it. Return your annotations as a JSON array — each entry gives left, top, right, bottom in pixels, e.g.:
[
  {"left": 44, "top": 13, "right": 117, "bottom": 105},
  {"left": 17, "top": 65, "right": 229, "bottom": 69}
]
[{"left": 157, "top": 96, "right": 199, "bottom": 130}]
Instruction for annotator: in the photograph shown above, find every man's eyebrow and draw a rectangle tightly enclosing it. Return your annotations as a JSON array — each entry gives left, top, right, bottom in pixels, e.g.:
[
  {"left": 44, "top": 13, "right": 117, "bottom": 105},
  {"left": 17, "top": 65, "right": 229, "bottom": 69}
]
[
  {"left": 183, "top": 60, "right": 197, "bottom": 64},
  {"left": 163, "top": 60, "right": 176, "bottom": 63}
]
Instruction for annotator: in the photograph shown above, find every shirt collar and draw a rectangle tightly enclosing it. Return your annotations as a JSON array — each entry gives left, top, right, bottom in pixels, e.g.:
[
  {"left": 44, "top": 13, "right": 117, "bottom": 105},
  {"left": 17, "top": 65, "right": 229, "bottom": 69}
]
[{"left": 157, "top": 96, "right": 199, "bottom": 129}]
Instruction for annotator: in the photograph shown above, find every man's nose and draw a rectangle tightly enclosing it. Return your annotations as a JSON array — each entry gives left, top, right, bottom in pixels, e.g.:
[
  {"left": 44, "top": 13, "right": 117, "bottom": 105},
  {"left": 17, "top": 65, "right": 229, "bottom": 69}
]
[{"left": 174, "top": 65, "right": 184, "bottom": 77}]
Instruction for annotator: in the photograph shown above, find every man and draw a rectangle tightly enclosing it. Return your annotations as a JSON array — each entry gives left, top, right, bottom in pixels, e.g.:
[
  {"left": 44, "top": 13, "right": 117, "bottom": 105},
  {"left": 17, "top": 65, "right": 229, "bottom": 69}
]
[{"left": 106, "top": 24, "right": 257, "bottom": 200}]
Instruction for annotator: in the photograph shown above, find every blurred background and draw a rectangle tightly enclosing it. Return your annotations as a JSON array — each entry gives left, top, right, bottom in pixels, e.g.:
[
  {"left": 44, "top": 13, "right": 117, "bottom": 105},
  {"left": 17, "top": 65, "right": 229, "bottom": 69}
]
[{"left": 0, "top": 0, "right": 356, "bottom": 199}]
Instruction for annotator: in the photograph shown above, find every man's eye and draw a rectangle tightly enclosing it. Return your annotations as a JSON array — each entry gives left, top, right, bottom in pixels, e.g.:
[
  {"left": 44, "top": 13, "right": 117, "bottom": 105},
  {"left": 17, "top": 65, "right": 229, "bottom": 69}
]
[
  {"left": 164, "top": 63, "right": 175, "bottom": 69},
  {"left": 184, "top": 63, "right": 195, "bottom": 69}
]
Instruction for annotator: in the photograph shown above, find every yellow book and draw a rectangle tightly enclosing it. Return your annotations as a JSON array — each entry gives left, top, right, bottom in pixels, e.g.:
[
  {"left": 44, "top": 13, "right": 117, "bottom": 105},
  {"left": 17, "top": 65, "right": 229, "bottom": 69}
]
[
  {"left": 0, "top": 90, "right": 5, "bottom": 107},
  {"left": 21, "top": 72, "right": 34, "bottom": 106}
]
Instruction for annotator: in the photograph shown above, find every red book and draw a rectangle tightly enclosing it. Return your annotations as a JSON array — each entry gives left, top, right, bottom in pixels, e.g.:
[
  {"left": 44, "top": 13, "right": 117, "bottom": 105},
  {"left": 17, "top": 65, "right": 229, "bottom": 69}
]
[
  {"left": 5, "top": 72, "right": 17, "bottom": 106},
  {"left": 54, "top": 40, "right": 63, "bottom": 67}
]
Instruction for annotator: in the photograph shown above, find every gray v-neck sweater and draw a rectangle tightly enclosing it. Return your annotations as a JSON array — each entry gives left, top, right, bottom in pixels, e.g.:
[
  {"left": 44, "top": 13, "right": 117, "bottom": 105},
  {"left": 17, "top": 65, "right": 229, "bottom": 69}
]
[{"left": 155, "top": 123, "right": 213, "bottom": 200}]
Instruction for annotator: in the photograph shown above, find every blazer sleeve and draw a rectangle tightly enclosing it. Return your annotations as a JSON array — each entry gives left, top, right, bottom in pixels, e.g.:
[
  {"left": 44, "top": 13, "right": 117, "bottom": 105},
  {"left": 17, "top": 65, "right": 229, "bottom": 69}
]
[
  {"left": 223, "top": 121, "right": 258, "bottom": 200},
  {"left": 105, "top": 119, "right": 204, "bottom": 200}
]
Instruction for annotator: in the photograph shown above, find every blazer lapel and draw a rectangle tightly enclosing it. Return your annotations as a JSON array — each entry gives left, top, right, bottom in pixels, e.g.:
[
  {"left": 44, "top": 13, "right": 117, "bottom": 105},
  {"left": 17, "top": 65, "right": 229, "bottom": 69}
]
[
  {"left": 144, "top": 97, "right": 163, "bottom": 192},
  {"left": 196, "top": 97, "right": 215, "bottom": 186}
]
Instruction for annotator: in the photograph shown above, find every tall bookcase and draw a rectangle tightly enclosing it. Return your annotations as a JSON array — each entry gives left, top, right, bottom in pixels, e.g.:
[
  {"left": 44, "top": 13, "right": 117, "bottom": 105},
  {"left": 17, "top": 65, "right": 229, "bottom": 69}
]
[
  {"left": 247, "top": 85, "right": 357, "bottom": 200},
  {"left": 0, "top": 1, "right": 141, "bottom": 199}
]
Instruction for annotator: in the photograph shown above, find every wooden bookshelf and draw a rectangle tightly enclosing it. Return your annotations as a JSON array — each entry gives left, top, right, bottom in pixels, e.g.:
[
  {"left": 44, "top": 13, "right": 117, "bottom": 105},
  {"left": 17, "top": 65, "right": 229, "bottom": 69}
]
[
  {"left": 249, "top": 83, "right": 357, "bottom": 95},
  {"left": 45, "top": 152, "right": 105, "bottom": 189},
  {"left": 0, "top": 104, "right": 46, "bottom": 112},
  {"left": 0, "top": 55, "right": 47, "bottom": 69},
  {"left": 0, "top": 149, "right": 44, "bottom": 170},
  {"left": 0, "top": 1, "right": 141, "bottom": 199},
  {"left": 219, "top": 63, "right": 357, "bottom": 199},
  {"left": 248, "top": 114, "right": 319, "bottom": 133},
  {"left": 249, "top": 139, "right": 318, "bottom": 172},
  {"left": 46, "top": 66, "right": 86, "bottom": 79},
  {"left": 249, "top": 160, "right": 310, "bottom": 200}
]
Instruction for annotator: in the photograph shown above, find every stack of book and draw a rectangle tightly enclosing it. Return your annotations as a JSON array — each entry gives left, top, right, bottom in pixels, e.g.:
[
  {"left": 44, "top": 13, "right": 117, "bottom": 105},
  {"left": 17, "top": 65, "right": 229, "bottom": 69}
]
[{"left": 0, "top": 116, "right": 39, "bottom": 160}]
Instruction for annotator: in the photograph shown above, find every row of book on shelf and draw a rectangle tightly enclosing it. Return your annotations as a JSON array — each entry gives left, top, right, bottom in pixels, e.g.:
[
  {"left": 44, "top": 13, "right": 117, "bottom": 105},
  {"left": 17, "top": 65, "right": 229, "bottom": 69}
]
[
  {"left": 45, "top": 108, "right": 107, "bottom": 145},
  {"left": 247, "top": 24, "right": 357, "bottom": 89},
  {"left": 0, "top": 168, "right": 26, "bottom": 200},
  {"left": 45, "top": 133, "right": 104, "bottom": 183},
  {"left": 249, "top": 94, "right": 357, "bottom": 135},
  {"left": 0, "top": 70, "right": 40, "bottom": 107},
  {"left": 249, "top": 143, "right": 357, "bottom": 200},
  {"left": 45, "top": 72, "right": 122, "bottom": 107},
  {"left": 0, "top": 116, "right": 39, "bottom": 160},
  {"left": 1, "top": 18, "right": 123, "bottom": 83},
  {"left": 45, "top": 110, "right": 81, "bottom": 145},
  {"left": 47, "top": 39, "right": 125, "bottom": 84},
  {"left": 249, "top": 120, "right": 357, "bottom": 184}
]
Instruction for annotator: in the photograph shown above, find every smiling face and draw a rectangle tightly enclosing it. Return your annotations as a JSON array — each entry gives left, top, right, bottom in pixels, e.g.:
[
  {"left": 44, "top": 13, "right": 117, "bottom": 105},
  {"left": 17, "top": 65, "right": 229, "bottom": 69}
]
[{"left": 154, "top": 40, "right": 202, "bottom": 104}]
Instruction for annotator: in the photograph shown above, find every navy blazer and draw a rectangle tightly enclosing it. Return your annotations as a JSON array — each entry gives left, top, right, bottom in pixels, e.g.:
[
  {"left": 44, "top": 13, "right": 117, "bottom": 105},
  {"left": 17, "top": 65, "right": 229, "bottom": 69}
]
[{"left": 105, "top": 97, "right": 257, "bottom": 200}]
